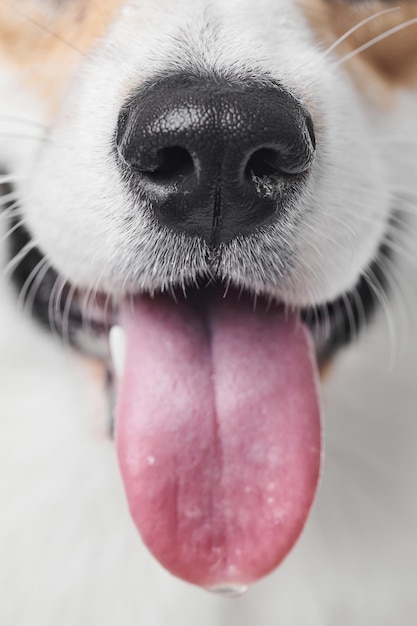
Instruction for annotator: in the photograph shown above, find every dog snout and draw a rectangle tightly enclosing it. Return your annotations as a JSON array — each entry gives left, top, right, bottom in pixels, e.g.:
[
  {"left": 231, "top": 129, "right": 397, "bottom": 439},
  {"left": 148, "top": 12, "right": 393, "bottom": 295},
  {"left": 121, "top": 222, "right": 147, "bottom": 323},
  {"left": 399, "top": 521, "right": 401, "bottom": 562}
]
[{"left": 116, "top": 75, "right": 316, "bottom": 244}]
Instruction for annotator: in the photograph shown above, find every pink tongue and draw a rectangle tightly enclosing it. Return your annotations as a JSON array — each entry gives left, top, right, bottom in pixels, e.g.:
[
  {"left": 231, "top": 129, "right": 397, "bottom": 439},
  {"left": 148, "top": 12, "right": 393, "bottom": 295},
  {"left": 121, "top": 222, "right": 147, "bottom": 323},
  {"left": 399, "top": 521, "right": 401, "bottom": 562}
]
[{"left": 116, "top": 293, "right": 321, "bottom": 589}]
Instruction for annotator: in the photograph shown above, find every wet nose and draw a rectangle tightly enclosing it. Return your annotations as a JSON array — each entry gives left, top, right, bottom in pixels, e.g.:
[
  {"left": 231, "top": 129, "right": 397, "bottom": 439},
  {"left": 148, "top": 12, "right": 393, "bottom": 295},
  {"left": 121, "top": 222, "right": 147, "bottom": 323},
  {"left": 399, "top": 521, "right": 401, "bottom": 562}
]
[{"left": 116, "top": 75, "right": 316, "bottom": 245}]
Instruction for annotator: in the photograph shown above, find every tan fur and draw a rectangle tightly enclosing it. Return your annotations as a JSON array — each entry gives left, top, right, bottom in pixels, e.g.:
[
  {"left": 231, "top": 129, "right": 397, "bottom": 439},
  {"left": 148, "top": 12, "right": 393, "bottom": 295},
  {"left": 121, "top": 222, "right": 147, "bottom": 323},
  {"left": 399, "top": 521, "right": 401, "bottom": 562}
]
[
  {"left": 0, "top": 0, "right": 124, "bottom": 108},
  {"left": 299, "top": 1, "right": 417, "bottom": 105},
  {"left": 3, "top": 1, "right": 417, "bottom": 110}
]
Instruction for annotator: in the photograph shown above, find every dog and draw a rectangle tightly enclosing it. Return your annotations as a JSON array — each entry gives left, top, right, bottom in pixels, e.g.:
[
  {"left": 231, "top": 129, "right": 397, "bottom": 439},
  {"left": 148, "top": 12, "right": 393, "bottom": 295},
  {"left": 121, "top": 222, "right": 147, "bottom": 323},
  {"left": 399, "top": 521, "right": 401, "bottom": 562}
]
[{"left": 1, "top": 0, "right": 417, "bottom": 623}]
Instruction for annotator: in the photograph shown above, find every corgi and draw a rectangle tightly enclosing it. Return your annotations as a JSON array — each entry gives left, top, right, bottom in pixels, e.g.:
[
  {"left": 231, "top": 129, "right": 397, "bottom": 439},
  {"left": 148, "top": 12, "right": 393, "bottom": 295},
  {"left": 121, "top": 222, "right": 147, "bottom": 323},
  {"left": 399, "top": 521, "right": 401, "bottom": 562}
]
[{"left": 1, "top": 1, "right": 417, "bottom": 624}]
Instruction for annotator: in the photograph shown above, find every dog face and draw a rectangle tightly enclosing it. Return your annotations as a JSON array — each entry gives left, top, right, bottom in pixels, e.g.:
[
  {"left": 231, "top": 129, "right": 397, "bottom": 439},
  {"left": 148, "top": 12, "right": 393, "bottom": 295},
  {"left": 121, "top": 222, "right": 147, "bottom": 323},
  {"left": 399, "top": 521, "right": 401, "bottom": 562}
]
[
  {"left": 2, "top": 0, "right": 417, "bottom": 592},
  {"left": 4, "top": 1, "right": 417, "bottom": 338},
  {"left": 8, "top": 0, "right": 410, "bottom": 304}
]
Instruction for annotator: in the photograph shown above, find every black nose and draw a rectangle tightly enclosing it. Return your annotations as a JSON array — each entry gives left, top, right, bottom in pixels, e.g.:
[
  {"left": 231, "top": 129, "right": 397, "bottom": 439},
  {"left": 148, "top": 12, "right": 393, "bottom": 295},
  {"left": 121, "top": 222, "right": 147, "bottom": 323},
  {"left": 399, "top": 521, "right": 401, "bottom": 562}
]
[{"left": 116, "top": 75, "right": 316, "bottom": 244}]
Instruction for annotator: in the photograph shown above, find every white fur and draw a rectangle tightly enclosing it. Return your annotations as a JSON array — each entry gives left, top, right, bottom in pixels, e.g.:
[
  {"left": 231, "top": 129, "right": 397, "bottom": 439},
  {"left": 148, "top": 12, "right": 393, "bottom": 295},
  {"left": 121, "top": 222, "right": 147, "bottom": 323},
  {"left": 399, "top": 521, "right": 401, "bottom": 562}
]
[{"left": 1, "top": 0, "right": 417, "bottom": 623}]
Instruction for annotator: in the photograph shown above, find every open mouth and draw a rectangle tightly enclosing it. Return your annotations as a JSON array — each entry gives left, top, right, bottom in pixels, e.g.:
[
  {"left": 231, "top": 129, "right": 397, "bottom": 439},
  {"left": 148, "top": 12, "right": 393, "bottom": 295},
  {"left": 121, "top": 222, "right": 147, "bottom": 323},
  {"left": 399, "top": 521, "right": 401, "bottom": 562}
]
[
  {"left": 5, "top": 195, "right": 391, "bottom": 591},
  {"left": 8, "top": 214, "right": 390, "bottom": 368}
]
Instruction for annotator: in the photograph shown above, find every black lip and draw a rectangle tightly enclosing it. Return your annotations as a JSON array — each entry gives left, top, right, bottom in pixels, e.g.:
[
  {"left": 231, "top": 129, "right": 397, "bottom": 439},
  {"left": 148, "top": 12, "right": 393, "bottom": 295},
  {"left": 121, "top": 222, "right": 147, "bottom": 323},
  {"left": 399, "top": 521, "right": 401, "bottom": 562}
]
[
  {"left": 3, "top": 182, "right": 391, "bottom": 367},
  {"left": 9, "top": 219, "right": 84, "bottom": 332},
  {"left": 300, "top": 240, "right": 391, "bottom": 365}
]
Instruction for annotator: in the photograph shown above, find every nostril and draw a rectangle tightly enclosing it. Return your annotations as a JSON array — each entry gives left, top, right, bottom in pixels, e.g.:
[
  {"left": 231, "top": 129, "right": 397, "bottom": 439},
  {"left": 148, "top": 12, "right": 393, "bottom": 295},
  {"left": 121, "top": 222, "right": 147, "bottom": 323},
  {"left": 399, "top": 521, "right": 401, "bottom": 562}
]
[
  {"left": 245, "top": 119, "right": 316, "bottom": 181},
  {"left": 245, "top": 148, "right": 283, "bottom": 180},
  {"left": 119, "top": 141, "right": 195, "bottom": 182},
  {"left": 150, "top": 147, "right": 195, "bottom": 181}
]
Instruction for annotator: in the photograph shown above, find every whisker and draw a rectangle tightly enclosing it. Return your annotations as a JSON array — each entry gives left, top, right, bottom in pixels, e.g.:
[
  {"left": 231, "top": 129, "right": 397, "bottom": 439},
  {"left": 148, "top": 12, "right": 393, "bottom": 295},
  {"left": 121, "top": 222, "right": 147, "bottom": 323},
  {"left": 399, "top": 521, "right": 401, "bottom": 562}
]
[
  {"left": 0, "top": 209, "right": 20, "bottom": 224},
  {"left": 169, "top": 284, "right": 178, "bottom": 303},
  {"left": 17, "top": 256, "right": 50, "bottom": 311},
  {"left": 1, "top": 240, "right": 39, "bottom": 279},
  {"left": 222, "top": 277, "right": 232, "bottom": 300},
  {"left": 0, "top": 174, "right": 24, "bottom": 185},
  {"left": 0, "top": 132, "right": 47, "bottom": 142},
  {"left": 0, "top": 196, "right": 20, "bottom": 210},
  {"left": 0, "top": 218, "right": 27, "bottom": 246},
  {"left": 0, "top": 116, "right": 48, "bottom": 130},
  {"left": 62, "top": 282, "right": 78, "bottom": 347},
  {"left": 381, "top": 257, "right": 414, "bottom": 352},
  {"left": 0, "top": 207, "right": 21, "bottom": 221},
  {"left": 381, "top": 234, "right": 417, "bottom": 269},
  {"left": 351, "top": 279, "right": 367, "bottom": 343},
  {"left": 80, "top": 286, "right": 93, "bottom": 336},
  {"left": 103, "top": 291, "right": 114, "bottom": 333},
  {"left": 80, "top": 261, "right": 112, "bottom": 335},
  {"left": 391, "top": 189, "right": 417, "bottom": 203},
  {"left": 341, "top": 202, "right": 417, "bottom": 225},
  {"left": 3, "top": 1, "right": 85, "bottom": 56},
  {"left": 364, "top": 266, "right": 397, "bottom": 367},
  {"left": 336, "top": 16, "right": 417, "bottom": 67},
  {"left": 342, "top": 291, "right": 358, "bottom": 345},
  {"left": 47, "top": 274, "right": 66, "bottom": 339},
  {"left": 322, "top": 7, "right": 400, "bottom": 58}
]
